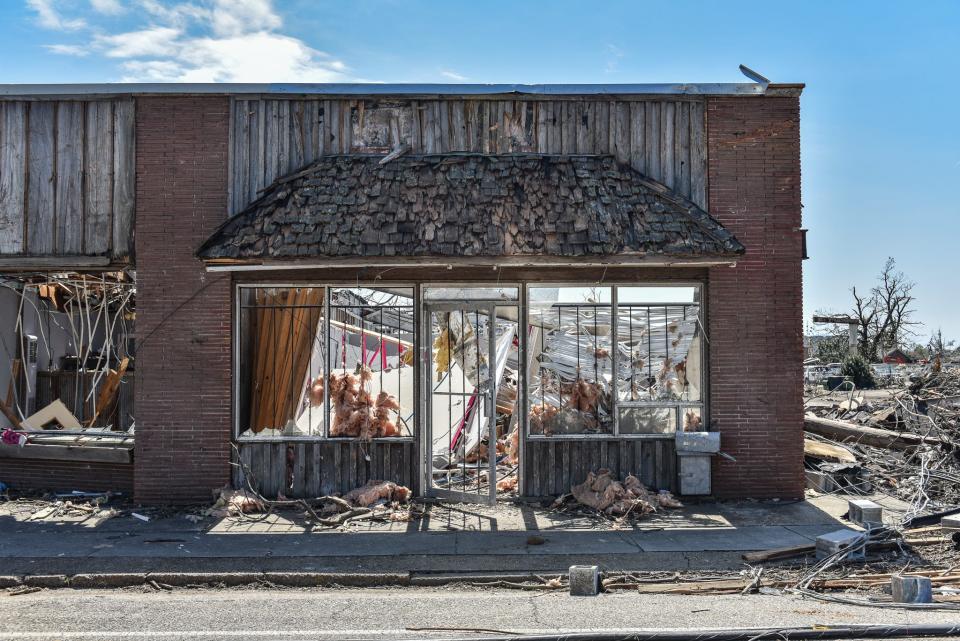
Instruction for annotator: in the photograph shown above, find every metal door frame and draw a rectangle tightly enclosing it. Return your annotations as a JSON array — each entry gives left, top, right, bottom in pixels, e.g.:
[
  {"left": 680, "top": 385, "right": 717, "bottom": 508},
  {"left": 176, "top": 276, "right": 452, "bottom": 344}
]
[{"left": 422, "top": 300, "right": 499, "bottom": 505}]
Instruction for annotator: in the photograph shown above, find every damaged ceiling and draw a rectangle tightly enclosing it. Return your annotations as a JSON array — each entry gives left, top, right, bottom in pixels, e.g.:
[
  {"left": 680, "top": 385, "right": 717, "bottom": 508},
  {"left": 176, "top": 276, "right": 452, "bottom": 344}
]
[{"left": 198, "top": 154, "right": 745, "bottom": 262}]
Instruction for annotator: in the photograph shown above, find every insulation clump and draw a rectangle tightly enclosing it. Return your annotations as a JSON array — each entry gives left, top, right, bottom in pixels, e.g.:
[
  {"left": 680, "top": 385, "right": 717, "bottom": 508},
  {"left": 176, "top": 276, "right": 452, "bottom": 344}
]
[
  {"left": 343, "top": 480, "right": 411, "bottom": 507},
  {"left": 328, "top": 367, "right": 402, "bottom": 439},
  {"left": 570, "top": 469, "right": 682, "bottom": 517}
]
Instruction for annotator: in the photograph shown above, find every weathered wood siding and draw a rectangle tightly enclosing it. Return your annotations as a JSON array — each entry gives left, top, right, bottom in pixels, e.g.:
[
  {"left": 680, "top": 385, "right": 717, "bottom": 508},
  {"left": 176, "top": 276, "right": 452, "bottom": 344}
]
[
  {"left": 235, "top": 440, "right": 417, "bottom": 498},
  {"left": 229, "top": 97, "right": 707, "bottom": 215},
  {"left": 523, "top": 438, "right": 677, "bottom": 496},
  {"left": 0, "top": 99, "right": 135, "bottom": 260}
]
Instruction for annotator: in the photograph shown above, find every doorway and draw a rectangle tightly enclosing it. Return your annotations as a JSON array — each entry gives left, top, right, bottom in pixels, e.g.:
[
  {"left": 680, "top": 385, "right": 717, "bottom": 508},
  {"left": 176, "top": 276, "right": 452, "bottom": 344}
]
[{"left": 422, "top": 289, "right": 520, "bottom": 505}]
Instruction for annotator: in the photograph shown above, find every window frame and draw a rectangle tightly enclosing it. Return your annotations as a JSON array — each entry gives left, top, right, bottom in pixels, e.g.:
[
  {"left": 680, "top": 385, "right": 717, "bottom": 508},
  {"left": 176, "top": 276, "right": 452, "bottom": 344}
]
[
  {"left": 524, "top": 282, "right": 706, "bottom": 441},
  {"left": 233, "top": 282, "right": 417, "bottom": 443}
]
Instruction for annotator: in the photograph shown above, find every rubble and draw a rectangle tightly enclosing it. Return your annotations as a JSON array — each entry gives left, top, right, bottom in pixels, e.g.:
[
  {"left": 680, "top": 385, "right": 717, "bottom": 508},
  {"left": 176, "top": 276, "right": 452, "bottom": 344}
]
[{"left": 804, "top": 367, "right": 960, "bottom": 511}]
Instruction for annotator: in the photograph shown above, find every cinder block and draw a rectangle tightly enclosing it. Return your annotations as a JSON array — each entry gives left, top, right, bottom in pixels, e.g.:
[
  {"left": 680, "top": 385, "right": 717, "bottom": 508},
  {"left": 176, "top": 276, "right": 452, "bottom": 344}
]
[
  {"left": 848, "top": 499, "right": 883, "bottom": 528},
  {"left": 675, "top": 431, "right": 720, "bottom": 454},
  {"left": 891, "top": 575, "right": 932, "bottom": 603},
  {"left": 568, "top": 565, "right": 599, "bottom": 596},
  {"left": 805, "top": 470, "right": 834, "bottom": 493},
  {"left": 941, "top": 514, "right": 960, "bottom": 531},
  {"left": 816, "top": 529, "right": 865, "bottom": 560}
]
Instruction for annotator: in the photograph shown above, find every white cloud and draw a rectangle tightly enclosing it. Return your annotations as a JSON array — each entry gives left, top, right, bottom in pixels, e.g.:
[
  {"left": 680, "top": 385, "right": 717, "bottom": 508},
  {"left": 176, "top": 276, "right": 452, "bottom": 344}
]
[
  {"left": 30, "top": 0, "right": 351, "bottom": 83},
  {"left": 90, "top": 0, "right": 124, "bottom": 15},
  {"left": 604, "top": 44, "right": 624, "bottom": 74},
  {"left": 440, "top": 70, "right": 466, "bottom": 81},
  {"left": 27, "top": 0, "right": 86, "bottom": 30},
  {"left": 96, "top": 26, "right": 182, "bottom": 58},
  {"left": 209, "top": 0, "right": 280, "bottom": 38},
  {"left": 45, "top": 43, "right": 89, "bottom": 56}
]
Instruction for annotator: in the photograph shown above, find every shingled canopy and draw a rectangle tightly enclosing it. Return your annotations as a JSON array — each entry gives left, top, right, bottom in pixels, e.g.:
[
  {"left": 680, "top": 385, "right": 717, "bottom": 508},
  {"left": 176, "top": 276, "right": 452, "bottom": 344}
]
[{"left": 198, "top": 154, "right": 744, "bottom": 263}]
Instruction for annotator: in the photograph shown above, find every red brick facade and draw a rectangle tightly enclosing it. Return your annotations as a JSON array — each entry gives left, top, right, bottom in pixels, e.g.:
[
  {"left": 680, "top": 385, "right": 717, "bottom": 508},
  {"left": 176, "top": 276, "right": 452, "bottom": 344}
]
[
  {"left": 133, "top": 96, "right": 233, "bottom": 504},
  {"left": 1, "top": 460, "right": 134, "bottom": 494},
  {"left": 706, "top": 96, "right": 805, "bottom": 499}
]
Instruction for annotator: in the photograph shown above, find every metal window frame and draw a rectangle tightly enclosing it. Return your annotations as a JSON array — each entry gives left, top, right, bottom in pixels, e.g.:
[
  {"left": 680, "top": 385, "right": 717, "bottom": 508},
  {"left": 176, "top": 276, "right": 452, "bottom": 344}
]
[
  {"left": 233, "top": 282, "right": 417, "bottom": 443},
  {"left": 525, "top": 282, "right": 706, "bottom": 441}
]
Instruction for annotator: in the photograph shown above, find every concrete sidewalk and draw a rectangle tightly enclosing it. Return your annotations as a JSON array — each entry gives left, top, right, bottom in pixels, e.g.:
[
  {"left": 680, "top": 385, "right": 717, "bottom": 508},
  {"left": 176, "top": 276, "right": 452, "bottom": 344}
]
[{"left": 0, "top": 493, "right": 905, "bottom": 578}]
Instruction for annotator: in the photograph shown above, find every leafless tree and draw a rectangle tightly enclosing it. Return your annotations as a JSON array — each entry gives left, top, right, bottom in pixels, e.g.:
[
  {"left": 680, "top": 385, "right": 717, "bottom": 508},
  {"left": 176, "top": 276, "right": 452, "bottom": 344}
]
[
  {"left": 928, "top": 328, "right": 956, "bottom": 359},
  {"left": 850, "top": 257, "right": 918, "bottom": 361}
]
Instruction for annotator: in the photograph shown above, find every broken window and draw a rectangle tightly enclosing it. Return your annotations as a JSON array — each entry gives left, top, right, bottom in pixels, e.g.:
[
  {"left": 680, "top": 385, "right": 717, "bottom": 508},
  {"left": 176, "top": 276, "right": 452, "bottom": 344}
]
[
  {"left": 236, "top": 285, "right": 414, "bottom": 440},
  {"left": 528, "top": 287, "right": 613, "bottom": 435},
  {"left": 527, "top": 285, "right": 704, "bottom": 438},
  {"left": 327, "top": 287, "right": 414, "bottom": 438},
  {"left": 0, "top": 272, "right": 135, "bottom": 452}
]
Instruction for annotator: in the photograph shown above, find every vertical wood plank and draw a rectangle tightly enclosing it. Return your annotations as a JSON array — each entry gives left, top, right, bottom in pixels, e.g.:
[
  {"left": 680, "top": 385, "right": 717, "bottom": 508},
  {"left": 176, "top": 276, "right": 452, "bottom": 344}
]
[
  {"left": 662, "top": 101, "right": 676, "bottom": 188},
  {"left": 629, "top": 102, "right": 646, "bottom": 175},
  {"left": 289, "top": 100, "right": 306, "bottom": 172},
  {"left": 327, "top": 99, "right": 340, "bottom": 154},
  {"left": 593, "top": 101, "right": 609, "bottom": 154},
  {"left": 55, "top": 101, "right": 84, "bottom": 254},
  {"left": 109, "top": 99, "right": 135, "bottom": 258},
  {"left": 230, "top": 100, "right": 249, "bottom": 214},
  {"left": 450, "top": 101, "right": 466, "bottom": 150},
  {"left": 26, "top": 102, "right": 55, "bottom": 255},
  {"left": 0, "top": 102, "right": 26, "bottom": 253},
  {"left": 645, "top": 102, "right": 661, "bottom": 183},
  {"left": 676, "top": 101, "right": 691, "bottom": 198},
  {"left": 574, "top": 101, "right": 588, "bottom": 153},
  {"left": 84, "top": 101, "right": 113, "bottom": 254},
  {"left": 341, "top": 101, "right": 354, "bottom": 152},
  {"left": 246, "top": 99, "right": 262, "bottom": 204},
  {"left": 690, "top": 99, "right": 707, "bottom": 208},
  {"left": 613, "top": 102, "right": 631, "bottom": 165},
  {"left": 547, "top": 102, "right": 561, "bottom": 153}
]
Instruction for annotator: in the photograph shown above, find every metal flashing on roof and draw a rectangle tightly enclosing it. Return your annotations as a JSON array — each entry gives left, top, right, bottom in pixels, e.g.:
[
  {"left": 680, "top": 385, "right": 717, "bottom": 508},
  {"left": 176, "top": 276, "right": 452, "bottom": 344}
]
[{"left": 0, "top": 81, "right": 802, "bottom": 99}]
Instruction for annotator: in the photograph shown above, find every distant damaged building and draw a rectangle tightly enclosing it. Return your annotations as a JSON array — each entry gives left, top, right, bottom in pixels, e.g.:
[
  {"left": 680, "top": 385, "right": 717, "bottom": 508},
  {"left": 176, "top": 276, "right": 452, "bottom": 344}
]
[{"left": 0, "top": 79, "right": 804, "bottom": 503}]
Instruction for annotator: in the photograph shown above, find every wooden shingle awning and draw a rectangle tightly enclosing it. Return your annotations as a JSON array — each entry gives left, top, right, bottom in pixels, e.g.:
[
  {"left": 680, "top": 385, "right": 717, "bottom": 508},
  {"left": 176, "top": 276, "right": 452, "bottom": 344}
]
[{"left": 198, "top": 154, "right": 744, "bottom": 265}]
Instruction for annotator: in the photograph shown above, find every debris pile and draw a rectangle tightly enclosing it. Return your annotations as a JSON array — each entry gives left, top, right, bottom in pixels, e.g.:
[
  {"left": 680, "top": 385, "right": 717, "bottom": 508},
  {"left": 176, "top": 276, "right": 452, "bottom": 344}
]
[
  {"left": 804, "top": 367, "right": 960, "bottom": 513},
  {"left": 555, "top": 468, "right": 683, "bottom": 519},
  {"left": 342, "top": 480, "right": 411, "bottom": 507}
]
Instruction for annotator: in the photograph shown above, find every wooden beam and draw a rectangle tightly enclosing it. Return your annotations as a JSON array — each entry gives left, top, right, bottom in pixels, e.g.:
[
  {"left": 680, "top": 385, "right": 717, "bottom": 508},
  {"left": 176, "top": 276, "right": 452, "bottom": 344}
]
[
  {"left": 0, "top": 442, "right": 132, "bottom": 464},
  {"left": 804, "top": 414, "right": 936, "bottom": 450}
]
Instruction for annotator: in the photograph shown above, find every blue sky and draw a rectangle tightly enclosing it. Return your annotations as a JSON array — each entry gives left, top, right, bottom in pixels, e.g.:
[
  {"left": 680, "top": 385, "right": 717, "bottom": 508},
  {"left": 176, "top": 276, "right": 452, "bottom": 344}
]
[{"left": 3, "top": 1, "right": 958, "bottom": 342}]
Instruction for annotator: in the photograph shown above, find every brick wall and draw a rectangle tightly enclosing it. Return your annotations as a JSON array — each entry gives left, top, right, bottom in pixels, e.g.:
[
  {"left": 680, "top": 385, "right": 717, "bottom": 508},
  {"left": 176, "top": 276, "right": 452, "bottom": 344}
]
[
  {"left": 134, "top": 96, "right": 232, "bottom": 504},
  {"left": 706, "top": 95, "right": 805, "bottom": 499},
  {"left": 1, "top": 460, "right": 134, "bottom": 493}
]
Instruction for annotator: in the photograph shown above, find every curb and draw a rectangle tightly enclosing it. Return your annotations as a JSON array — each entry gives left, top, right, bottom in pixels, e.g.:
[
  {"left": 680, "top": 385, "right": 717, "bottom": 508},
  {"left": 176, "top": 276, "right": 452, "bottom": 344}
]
[
  {"left": 3, "top": 572, "right": 414, "bottom": 590},
  {"left": 0, "top": 570, "right": 559, "bottom": 590}
]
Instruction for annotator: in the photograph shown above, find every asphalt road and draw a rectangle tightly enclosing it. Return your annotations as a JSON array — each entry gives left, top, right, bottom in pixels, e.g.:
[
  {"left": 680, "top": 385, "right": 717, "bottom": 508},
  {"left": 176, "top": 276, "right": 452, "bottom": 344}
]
[{"left": 1, "top": 586, "right": 958, "bottom": 640}]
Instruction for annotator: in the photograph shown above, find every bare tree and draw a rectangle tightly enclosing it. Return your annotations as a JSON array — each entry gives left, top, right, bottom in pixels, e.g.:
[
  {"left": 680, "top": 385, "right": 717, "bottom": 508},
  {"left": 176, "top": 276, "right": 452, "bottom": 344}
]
[
  {"left": 850, "top": 258, "right": 918, "bottom": 361},
  {"left": 928, "top": 328, "right": 955, "bottom": 359}
]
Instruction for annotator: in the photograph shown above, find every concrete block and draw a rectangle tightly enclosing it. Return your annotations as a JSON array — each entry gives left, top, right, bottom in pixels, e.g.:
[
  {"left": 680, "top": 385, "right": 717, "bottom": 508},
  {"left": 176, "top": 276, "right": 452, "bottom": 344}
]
[
  {"left": 675, "top": 431, "right": 720, "bottom": 454},
  {"left": 891, "top": 575, "right": 932, "bottom": 603},
  {"left": 805, "top": 470, "right": 835, "bottom": 493},
  {"left": 815, "top": 529, "right": 865, "bottom": 560},
  {"left": 69, "top": 573, "right": 146, "bottom": 589},
  {"left": 941, "top": 514, "right": 960, "bottom": 531},
  {"left": 678, "top": 453, "right": 711, "bottom": 495},
  {"left": 568, "top": 565, "right": 599, "bottom": 596},
  {"left": 22, "top": 574, "right": 69, "bottom": 588},
  {"left": 848, "top": 499, "right": 883, "bottom": 528}
]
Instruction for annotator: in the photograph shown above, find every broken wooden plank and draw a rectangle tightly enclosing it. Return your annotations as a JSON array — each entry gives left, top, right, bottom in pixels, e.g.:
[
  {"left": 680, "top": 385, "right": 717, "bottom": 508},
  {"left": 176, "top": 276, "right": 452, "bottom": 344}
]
[
  {"left": 0, "top": 442, "right": 132, "bottom": 464},
  {"left": 804, "top": 438, "right": 857, "bottom": 463}
]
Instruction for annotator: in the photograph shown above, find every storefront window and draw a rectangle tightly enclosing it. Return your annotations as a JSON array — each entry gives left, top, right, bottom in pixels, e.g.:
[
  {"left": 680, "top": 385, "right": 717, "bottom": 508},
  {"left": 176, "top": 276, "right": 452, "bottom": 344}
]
[
  {"left": 527, "top": 285, "right": 704, "bottom": 438},
  {"left": 236, "top": 286, "right": 414, "bottom": 440}
]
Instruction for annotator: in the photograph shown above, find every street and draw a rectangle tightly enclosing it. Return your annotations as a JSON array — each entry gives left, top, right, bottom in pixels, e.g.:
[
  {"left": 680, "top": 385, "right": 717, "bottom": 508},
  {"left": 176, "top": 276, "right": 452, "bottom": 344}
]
[{"left": 1, "top": 586, "right": 958, "bottom": 640}]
